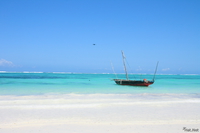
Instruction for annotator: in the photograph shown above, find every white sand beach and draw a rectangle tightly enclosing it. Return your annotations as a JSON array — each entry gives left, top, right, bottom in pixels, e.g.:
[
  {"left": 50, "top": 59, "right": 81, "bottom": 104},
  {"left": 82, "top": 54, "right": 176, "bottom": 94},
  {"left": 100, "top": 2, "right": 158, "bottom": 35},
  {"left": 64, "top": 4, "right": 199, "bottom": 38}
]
[{"left": 0, "top": 94, "right": 200, "bottom": 133}]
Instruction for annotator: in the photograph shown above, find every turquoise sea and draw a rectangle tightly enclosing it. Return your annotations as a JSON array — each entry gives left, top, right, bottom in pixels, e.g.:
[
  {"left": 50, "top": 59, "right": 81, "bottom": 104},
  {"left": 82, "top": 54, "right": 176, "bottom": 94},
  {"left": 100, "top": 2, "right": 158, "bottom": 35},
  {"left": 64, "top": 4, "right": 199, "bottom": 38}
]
[{"left": 0, "top": 72, "right": 200, "bottom": 97}]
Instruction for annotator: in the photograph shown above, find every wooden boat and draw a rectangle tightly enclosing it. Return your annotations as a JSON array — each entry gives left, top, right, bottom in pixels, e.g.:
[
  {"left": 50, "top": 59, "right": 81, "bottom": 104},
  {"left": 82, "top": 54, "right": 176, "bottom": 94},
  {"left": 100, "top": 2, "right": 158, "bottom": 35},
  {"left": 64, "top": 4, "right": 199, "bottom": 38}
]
[
  {"left": 113, "top": 79, "right": 154, "bottom": 86},
  {"left": 113, "top": 51, "right": 158, "bottom": 87}
]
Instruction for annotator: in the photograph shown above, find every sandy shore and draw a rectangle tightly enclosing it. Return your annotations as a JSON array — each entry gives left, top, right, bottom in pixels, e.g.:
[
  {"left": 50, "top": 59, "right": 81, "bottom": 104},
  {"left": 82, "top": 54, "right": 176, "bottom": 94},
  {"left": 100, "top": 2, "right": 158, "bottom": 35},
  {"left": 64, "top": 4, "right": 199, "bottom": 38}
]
[{"left": 0, "top": 94, "right": 200, "bottom": 133}]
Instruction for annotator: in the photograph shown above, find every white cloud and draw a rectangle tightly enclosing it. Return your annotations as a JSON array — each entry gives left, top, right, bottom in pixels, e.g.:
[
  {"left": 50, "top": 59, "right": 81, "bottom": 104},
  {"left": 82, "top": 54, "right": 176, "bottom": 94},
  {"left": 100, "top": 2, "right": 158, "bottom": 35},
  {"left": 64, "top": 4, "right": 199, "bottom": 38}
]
[
  {"left": 162, "top": 68, "right": 170, "bottom": 71},
  {"left": 0, "top": 59, "right": 14, "bottom": 67},
  {"left": 136, "top": 66, "right": 142, "bottom": 71}
]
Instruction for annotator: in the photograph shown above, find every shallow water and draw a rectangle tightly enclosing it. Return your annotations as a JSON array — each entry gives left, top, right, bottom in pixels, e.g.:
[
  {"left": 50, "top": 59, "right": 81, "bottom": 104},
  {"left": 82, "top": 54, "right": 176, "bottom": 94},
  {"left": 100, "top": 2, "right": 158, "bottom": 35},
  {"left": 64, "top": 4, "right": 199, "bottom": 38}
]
[{"left": 0, "top": 73, "right": 199, "bottom": 96}]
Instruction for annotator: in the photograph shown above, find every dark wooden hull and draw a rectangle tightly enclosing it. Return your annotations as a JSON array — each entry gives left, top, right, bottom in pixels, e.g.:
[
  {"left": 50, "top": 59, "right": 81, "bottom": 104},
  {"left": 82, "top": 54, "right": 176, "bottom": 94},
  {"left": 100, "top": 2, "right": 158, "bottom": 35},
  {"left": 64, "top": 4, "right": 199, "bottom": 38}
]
[{"left": 113, "top": 79, "right": 154, "bottom": 86}]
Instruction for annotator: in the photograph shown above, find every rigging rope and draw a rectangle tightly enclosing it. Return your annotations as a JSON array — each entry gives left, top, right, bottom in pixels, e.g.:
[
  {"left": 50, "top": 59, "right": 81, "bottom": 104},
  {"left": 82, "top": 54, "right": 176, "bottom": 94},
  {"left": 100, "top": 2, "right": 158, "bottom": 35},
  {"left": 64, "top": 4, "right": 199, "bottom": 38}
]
[
  {"left": 110, "top": 61, "right": 118, "bottom": 79},
  {"left": 124, "top": 56, "right": 137, "bottom": 80}
]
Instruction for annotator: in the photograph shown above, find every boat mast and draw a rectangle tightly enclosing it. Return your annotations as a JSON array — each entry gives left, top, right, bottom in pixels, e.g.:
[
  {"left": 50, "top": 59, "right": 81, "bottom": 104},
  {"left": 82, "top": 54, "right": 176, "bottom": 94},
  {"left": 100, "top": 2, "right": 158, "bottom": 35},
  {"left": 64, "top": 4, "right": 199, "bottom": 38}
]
[
  {"left": 121, "top": 51, "right": 129, "bottom": 80},
  {"left": 152, "top": 61, "right": 159, "bottom": 82}
]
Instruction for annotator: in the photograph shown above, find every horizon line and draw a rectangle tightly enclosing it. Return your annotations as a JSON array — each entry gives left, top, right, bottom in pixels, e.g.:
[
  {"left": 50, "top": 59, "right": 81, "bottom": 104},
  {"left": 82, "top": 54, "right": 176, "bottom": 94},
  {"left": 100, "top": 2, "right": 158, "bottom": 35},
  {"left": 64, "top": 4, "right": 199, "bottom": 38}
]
[{"left": 0, "top": 71, "right": 199, "bottom": 75}]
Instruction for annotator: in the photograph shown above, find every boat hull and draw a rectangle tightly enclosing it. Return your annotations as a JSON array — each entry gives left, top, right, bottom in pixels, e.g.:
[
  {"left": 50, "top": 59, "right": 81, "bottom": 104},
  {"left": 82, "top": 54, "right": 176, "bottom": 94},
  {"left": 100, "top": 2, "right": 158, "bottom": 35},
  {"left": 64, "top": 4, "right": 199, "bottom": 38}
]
[{"left": 113, "top": 79, "right": 154, "bottom": 86}]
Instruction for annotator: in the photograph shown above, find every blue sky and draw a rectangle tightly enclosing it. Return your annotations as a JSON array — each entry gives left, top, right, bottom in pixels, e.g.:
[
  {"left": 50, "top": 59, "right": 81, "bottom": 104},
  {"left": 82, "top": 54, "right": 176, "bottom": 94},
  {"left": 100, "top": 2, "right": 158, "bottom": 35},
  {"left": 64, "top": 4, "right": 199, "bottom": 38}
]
[{"left": 0, "top": 0, "right": 200, "bottom": 74}]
